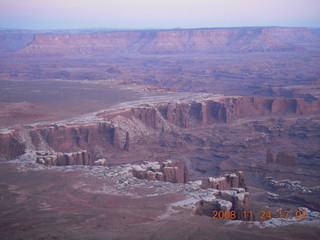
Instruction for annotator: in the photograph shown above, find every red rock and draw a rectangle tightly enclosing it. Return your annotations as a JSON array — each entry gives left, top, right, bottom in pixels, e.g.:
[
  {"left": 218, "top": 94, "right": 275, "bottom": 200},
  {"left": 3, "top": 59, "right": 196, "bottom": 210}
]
[
  {"left": 94, "top": 158, "right": 107, "bottom": 166},
  {"left": 36, "top": 150, "right": 91, "bottom": 166},
  {"left": 0, "top": 96, "right": 318, "bottom": 160},
  {"left": 163, "top": 167, "right": 178, "bottom": 183},
  {"left": 12, "top": 27, "right": 317, "bottom": 57},
  {"left": 155, "top": 172, "right": 164, "bottom": 181},
  {"left": 146, "top": 170, "right": 157, "bottom": 181}
]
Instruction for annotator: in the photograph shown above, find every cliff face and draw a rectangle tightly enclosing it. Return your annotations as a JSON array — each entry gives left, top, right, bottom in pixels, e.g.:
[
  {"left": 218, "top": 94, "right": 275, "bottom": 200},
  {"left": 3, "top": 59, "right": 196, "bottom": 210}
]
[
  {"left": 12, "top": 27, "right": 319, "bottom": 56},
  {"left": 120, "top": 96, "right": 319, "bottom": 128},
  {"left": 0, "top": 31, "right": 34, "bottom": 54},
  {"left": 0, "top": 132, "right": 26, "bottom": 160},
  {"left": 0, "top": 96, "right": 319, "bottom": 160},
  {"left": 36, "top": 123, "right": 118, "bottom": 153},
  {"left": 221, "top": 97, "right": 320, "bottom": 120}
]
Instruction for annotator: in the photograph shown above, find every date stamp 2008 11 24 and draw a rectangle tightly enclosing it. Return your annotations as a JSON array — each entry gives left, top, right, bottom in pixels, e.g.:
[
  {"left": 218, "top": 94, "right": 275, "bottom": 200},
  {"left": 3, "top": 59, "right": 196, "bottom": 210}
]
[{"left": 212, "top": 210, "right": 308, "bottom": 220}]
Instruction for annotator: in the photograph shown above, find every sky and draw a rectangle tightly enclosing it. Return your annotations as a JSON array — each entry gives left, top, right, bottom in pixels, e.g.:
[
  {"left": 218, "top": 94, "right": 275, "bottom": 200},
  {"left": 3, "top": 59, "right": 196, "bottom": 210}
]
[{"left": 0, "top": 0, "right": 320, "bottom": 30}]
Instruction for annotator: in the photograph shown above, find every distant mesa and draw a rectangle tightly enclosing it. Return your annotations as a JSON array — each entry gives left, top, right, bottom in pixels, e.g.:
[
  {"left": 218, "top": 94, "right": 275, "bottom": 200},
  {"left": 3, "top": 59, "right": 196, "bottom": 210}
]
[{"left": 0, "top": 27, "right": 319, "bottom": 56}]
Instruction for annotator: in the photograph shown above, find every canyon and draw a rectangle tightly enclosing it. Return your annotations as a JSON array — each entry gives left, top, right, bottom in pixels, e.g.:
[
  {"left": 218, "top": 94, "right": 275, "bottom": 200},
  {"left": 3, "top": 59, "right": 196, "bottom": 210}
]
[{"left": 0, "top": 27, "right": 320, "bottom": 239}]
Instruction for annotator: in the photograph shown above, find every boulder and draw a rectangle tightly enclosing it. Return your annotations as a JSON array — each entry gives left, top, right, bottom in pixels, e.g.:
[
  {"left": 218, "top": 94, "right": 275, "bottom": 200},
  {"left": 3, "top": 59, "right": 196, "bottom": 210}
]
[
  {"left": 214, "top": 199, "right": 233, "bottom": 211},
  {"left": 146, "top": 170, "right": 157, "bottom": 181},
  {"left": 156, "top": 172, "right": 165, "bottom": 181},
  {"left": 94, "top": 158, "right": 107, "bottom": 166}
]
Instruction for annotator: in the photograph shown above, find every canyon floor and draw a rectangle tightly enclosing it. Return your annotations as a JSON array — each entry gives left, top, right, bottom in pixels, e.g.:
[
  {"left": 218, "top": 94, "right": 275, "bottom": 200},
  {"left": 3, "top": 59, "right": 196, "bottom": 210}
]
[{"left": 0, "top": 27, "right": 320, "bottom": 239}]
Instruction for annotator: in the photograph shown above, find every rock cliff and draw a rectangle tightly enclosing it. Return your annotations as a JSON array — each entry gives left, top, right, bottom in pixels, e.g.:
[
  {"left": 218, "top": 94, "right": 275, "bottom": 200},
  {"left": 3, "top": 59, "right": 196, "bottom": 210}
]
[
  {"left": 0, "top": 132, "right": 26, "bottom": 160},
  {"left": 11, "top": 27, "right": 319, "bottom": 57},
  {"left": 0, "top": 96, "right": 319, "bottom": 160}
]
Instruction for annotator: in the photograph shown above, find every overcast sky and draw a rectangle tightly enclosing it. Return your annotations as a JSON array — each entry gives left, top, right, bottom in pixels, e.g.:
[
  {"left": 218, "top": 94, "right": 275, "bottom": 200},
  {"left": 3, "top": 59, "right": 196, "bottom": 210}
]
[{"left": 1, "top": 0, "right": 320, "bottom": 30}]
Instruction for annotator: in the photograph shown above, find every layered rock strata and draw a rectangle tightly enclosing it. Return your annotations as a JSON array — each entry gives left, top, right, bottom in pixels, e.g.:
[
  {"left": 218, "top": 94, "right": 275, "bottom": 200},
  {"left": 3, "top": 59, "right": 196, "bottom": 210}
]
[
  {"left": 11, "top": 27, "right": 319, "bottom": 57},
  {"left": 0, "top": 96, "right": 319, "bottom": 160}
]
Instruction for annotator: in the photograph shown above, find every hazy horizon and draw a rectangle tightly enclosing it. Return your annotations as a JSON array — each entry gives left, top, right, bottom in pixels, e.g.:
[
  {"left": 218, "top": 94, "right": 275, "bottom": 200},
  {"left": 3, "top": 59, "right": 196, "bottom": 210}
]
[
  {"left": 1, "top": 0, "right": 320, "bottom": 30},
  {"left": 1, "top": 25, "right": 320, "bottom": 32}
]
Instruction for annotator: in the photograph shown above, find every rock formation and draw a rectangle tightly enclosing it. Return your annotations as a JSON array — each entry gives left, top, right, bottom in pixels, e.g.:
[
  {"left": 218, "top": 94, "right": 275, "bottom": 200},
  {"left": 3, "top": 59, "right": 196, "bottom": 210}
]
[
  {"left": 10, "top": 27, "right": 319, "bottom": 57},
  {"left": 35, "top": 150, "right": 92, "bottom": 166},
  {"left": 131, "top": 160, "right": 188, "bottom": 184},
  {"left": 194, "top": 171, "right": 250, "bottom": 219},
  {"left": 0, "top": 30, "right": 34, "bottom": 54},
  {"left": 0, "top": 132, "right": 25, "bottom": 160},
  {"left": 130, "top": 160, "right": 250, "bottom": 219},
  {"left": 201, "top": 171, "right": 247, "bottom": 191},
  {"left": 0, "top": 96, "right": 319, "bottom": 160},
  {"left": 194, "top": 187, "right": 250, "bottom": 219},
  {"left": 94, "top": 158, "right": 107, "bottom": 166}
]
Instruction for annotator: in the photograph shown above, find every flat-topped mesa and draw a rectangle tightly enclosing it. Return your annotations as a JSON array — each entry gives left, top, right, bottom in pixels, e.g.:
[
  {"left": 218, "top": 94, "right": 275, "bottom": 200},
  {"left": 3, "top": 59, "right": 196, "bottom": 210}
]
[
  {"left": 11, "top": 27, "right": 319, "bottom": 57},
  {"left": 220, "top": 97, "right": 320, "bottom": 121},
  {"left": 99, "top": 96, "right": 320, "bottom": 128},
  {"left": 131, "top": 160, "right": 189, "bottom": 184}
]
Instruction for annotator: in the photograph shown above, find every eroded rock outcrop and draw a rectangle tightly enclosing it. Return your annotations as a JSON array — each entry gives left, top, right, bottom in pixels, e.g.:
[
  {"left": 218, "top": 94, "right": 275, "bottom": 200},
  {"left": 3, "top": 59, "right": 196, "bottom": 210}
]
[
  {"left": 101, "top": 96, "right": 320, "bottom": 128},
  {"left": 130, "top": 160, "right": 250, "bottom": 219},
  {"left": 0, "top": 132, "right": 26, "bottom": 160},
  {"left": 0, "top": 96, "right": 319, "bottom": 160},
  {"left": 131, "top": 160, "right": 188, "bottom": 184},
  {"left": 201, "top": 171, "right": 247, "bottom": 191},
  {"left": 35, "top": 150, "right": 92, "bottom": 166},
  {"left": 194, "top": 171, "right": 250, "bottom": 219},
  {"left": 194, "top": 187, "right": 250, "bottom": 219},
  {"left": 94, "top": 158, "right": 107, "bottom": 166}
]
